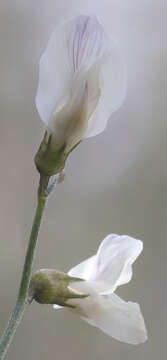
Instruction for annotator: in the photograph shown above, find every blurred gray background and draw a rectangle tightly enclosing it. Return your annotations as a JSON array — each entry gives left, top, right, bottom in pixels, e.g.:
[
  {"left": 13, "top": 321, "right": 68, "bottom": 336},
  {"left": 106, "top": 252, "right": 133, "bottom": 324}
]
[{"left": 0, "top": 0, "right": 167, "bottom": 359}]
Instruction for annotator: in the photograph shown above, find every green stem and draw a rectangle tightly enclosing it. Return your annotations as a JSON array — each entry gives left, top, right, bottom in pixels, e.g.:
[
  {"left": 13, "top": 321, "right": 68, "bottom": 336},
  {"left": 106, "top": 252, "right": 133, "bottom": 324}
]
[{"left": 0, "top": 175, "right": 49, "bottom": 360}]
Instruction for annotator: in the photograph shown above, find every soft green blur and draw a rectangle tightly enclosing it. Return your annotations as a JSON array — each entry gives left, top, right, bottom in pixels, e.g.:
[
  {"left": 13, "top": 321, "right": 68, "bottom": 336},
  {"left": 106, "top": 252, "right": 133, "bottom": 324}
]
[{"left": 0, "top": 1, "right": 167, "bottom": 359}]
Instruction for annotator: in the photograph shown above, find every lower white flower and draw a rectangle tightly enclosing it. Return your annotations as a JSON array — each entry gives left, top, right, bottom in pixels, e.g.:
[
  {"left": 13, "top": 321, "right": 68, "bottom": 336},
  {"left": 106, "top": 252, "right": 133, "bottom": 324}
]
[{"left": 54, "top": 234, "right": 147, "bottom": 345}]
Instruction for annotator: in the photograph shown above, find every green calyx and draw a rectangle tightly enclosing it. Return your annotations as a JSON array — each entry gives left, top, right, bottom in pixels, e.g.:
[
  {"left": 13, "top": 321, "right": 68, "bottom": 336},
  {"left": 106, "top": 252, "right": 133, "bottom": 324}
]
[
  {"left": 35, "top": 131, "right": 81, "bottom": 177},
  {"left": 29, "top": 269, "right": 88, "bottom": 308},
  {"left": 35, "top": 132, "right": 67, "bottom": 177}
]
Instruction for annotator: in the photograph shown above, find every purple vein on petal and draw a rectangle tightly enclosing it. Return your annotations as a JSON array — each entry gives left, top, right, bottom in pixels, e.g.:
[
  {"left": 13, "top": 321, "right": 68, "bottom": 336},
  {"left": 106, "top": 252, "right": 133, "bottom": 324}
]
[{"left": 67, "top": 15, "right": 107, "bottom": 73}]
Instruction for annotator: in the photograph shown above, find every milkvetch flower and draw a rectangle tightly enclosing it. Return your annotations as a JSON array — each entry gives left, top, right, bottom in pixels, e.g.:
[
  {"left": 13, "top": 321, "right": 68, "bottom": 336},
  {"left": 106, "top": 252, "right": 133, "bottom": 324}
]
[
  {"left": 35, "top": 14, "right": 126, "bottom": 176},
  {"left": 30, "top": 234, "right": 147, "bottom": 345}
]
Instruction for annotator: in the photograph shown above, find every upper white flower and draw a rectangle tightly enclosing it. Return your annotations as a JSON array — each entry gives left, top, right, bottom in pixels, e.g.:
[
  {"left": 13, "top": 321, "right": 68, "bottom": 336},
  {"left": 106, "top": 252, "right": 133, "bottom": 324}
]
[
  {"left": 54, "top": 234, "right": 147, "bottom": 345},
  {"left": 36, "top": 14, "right": 126, "bottom": 152}
]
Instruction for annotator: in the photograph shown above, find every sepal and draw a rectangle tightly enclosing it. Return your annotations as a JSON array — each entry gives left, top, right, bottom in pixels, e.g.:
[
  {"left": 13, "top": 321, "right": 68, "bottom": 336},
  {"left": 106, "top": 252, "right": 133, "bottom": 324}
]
[{"left": 29, "top": 269, "right": 88, "bottom": 307}]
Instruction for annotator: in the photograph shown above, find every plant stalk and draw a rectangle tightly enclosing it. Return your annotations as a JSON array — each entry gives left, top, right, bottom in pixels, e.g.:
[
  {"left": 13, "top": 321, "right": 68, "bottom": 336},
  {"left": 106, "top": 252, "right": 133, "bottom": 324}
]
[{"left": 0, "top": 175, "right": 49, "bottom": 360}]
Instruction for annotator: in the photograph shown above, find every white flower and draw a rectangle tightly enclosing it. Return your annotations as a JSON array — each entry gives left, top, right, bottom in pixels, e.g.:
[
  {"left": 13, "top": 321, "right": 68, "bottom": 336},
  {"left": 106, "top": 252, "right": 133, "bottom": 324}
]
[
  {"left": 36, "top": 14, "right": 126, "bottom": 153},
  {"left": 54, "top": 234, "right": 147, "bottom": 345}
]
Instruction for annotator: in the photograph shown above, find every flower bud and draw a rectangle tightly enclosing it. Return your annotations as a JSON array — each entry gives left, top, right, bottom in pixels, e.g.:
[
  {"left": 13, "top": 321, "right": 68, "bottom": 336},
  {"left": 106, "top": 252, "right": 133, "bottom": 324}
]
[{"left": 29, "top": 269, "right": 88, "bottom": 307}]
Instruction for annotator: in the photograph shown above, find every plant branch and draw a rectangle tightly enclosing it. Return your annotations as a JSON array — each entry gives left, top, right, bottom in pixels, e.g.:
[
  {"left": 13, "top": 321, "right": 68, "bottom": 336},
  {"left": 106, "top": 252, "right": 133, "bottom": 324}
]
[{"left": 0, "top": 175, "right": 49, "bottom": 360}]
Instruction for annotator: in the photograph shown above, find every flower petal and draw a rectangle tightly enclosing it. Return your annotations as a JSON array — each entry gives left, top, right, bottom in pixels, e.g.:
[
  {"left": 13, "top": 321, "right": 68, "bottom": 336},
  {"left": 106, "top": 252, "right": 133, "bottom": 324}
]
[
  {"left": 53, "top": 304, "right": 62, "bottom": 309},
  {"left": 35, "top": 15, "right": 110, "bottom": 128},
  {"left": 94, "top": 234, "right": 143, "bottom": 292},
  {"left": 68, "top": 256, "right": 96, "bottom": 280},
  {"left": 84, "top": 46, "right": 126, "bottom": 138},
  {"left": 36, "top": 20, "right": 72, "bottom": 126},
  {"left": 80, "top": 293, "right": 147, "bottom": 345},
  {"left": 68, "top": 234, "right": 143, "bottom": 294},
  {"left": 68, "top": 279, "right": 115, "bottom": 296},
  {"left": 49, "top": 72, "right": 89, "bottom": 152},
  {"left": 66, "top": 15, "right": 109, "bottom": 72}
]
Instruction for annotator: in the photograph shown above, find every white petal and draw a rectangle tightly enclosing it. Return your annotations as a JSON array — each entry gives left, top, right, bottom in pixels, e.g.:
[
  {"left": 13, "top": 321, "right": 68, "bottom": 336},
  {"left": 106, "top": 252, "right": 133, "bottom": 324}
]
[
  {"left": 53, "top": 304, "right": 62, "bottom": 309},
  {"left": 79, "top": 293, "right": 147, "bottom": 345},
  {"left": 94, "top": 234, "right": 143, "bottom": 292},
  {"left": 68, "top": 279, "right": 114, "bottom": 296},
  {"left": 36, "top": 15, "right": 110, "bottom": 128},
  {"left": 36, "top": 20, "right": 72, "bottom": 126},
  {"left": 84, "top": 46, "right": 126, "bottom": 138},
  {"left": 68, "top": 256, "right": 96, "bottom": 280},
  {"left": 68, "top": 234, "right": 143, "bottom": 294},
  {"left": 49, "top": 73, "right": 89, "bottom": 152},
  {"left": 66, "top": 15, "right": 109, "bottom": 72}
]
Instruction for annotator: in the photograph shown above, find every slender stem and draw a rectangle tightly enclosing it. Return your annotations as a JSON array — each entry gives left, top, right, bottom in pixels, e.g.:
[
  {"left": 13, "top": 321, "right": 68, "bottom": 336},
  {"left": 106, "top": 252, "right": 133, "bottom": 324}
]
[{"left": 0, "top": 175, "right": 48, "bottom": 360}]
